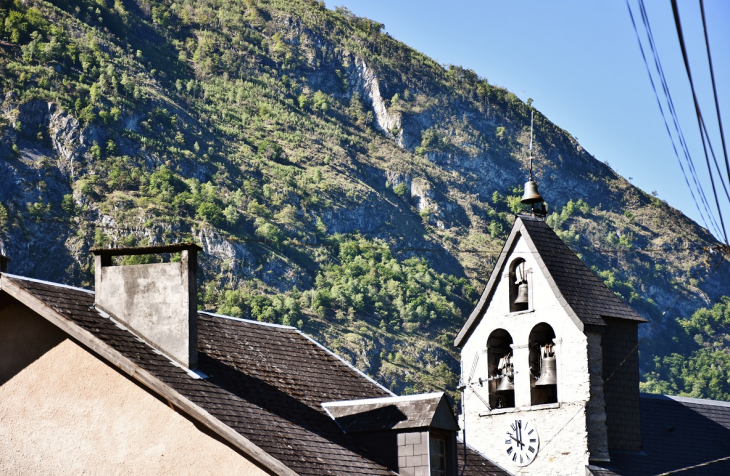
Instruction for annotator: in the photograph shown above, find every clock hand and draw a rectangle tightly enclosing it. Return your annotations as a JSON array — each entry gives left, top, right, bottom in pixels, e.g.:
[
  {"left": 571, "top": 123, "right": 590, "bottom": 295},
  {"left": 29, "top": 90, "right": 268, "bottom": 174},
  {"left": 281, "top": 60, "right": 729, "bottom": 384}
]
[{"left": 517, "top": 421, "right": 523, "bottom": 449}]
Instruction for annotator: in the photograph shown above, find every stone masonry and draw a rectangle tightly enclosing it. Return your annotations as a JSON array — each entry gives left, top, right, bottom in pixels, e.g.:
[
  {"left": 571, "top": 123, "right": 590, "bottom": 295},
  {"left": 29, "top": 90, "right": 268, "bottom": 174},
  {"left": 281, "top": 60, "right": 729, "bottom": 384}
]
[{"left": 397, "top": 430, "right": 430, "bottom": 476}]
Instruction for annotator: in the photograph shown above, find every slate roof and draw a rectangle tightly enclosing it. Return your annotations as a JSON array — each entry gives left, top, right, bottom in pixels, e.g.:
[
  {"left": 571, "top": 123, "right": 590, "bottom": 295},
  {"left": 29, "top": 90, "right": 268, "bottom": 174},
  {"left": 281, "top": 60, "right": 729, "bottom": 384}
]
[
  {"left": 455, "top": 216, "right": 646, "bottom": 346},
  {"left": 591, "top": 393, "right": 730, "bottom": 475},
  {"left": 2, "top": 274, "right": 509, "bottom": 475},
  {"left": 322, "top": 392, "right": 459, "bottom": 433},
  {"left": 459, "top": 445, "right": 512, "bottom": 476}
]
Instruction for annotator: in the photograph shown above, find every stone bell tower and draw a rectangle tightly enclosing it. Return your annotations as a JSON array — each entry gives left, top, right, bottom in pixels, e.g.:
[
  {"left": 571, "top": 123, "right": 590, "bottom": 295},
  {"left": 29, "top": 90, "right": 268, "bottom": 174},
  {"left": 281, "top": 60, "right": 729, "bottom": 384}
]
[{"left": 454, "top": 174, "right": 646, "bottom": 474}]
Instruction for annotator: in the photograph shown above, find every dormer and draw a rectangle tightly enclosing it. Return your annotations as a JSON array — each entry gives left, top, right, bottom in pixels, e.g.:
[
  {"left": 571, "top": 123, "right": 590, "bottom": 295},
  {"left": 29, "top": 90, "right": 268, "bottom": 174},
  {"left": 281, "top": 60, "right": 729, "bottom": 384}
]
[
  {"left": 455, "top": 216, "right": 647, "bottom": 473},
  {"left": 323, "top": 393, "right": 460, "bottom": 476}
]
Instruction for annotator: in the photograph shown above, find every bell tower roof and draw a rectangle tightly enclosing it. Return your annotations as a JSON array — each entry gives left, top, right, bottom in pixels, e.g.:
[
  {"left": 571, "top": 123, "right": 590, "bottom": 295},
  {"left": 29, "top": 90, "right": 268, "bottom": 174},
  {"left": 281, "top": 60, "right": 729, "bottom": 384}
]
[{"left": 454, "top": 216, "right": 646, "bottom": 347}]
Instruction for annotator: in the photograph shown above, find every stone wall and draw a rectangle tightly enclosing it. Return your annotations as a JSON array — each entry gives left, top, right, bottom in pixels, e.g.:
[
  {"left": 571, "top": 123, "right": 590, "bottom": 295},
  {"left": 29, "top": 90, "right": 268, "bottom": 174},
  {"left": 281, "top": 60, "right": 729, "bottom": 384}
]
[
  {"left": 0, "top": 303, "right": 270, "bottom": 475},
  {"left": 396, "top": 430, "right": 430, "bottom": 476}
]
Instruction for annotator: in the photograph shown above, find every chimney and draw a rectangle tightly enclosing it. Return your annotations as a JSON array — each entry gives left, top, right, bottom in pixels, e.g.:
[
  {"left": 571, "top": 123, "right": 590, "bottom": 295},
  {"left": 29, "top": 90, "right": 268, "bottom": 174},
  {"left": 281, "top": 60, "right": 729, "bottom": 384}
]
[
  {"left": 92, "top": 243, "right": 201, "bottom": 368},
  {"left": 0, "top": 254, "right": 9, "bottom": 272}
]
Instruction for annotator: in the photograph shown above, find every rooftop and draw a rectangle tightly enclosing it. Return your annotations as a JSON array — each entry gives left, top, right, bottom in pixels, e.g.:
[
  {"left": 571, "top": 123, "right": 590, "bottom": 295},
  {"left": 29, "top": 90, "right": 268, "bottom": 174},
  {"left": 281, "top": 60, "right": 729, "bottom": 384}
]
[
  {"left": 592, "top": 393, "right": 730, "bottom": 475},
  {"left": 1, "top": 273, "right": 508, "bottom": 475},
  {"left": 323, "top": 392, "right": 459, "bottom": 433}
]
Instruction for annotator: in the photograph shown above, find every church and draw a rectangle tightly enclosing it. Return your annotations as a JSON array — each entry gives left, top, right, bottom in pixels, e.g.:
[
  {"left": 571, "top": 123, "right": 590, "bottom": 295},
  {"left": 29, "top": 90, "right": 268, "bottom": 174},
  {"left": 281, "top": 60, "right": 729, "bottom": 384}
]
[{"left": 454, "top": 179, "right": 730, "bottom": 475}]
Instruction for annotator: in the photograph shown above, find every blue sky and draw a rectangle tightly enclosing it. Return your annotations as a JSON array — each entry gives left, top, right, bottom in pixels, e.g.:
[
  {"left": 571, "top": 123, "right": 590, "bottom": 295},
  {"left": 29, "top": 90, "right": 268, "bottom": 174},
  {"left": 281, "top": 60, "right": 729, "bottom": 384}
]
[{"left": 324, "top": 0, "right": 730, "bottom": 242}]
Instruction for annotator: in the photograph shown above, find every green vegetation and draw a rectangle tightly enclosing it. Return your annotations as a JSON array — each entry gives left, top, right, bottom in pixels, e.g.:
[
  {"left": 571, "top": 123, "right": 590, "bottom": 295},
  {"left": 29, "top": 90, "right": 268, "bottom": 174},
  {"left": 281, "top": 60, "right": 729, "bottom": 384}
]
[
  {"left": 642, "top": 297, "right": 730, "bottom": 401},
  {"left": 0, "top": 0, "right": 726, "bottom": 399}
]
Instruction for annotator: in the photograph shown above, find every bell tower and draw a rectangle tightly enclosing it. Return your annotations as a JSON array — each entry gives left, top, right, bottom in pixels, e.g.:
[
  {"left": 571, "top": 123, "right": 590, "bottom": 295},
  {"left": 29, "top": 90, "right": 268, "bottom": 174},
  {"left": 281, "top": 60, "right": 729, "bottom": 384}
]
[{"left": 455, "top": 130, "right": 646, "bottom": 473}]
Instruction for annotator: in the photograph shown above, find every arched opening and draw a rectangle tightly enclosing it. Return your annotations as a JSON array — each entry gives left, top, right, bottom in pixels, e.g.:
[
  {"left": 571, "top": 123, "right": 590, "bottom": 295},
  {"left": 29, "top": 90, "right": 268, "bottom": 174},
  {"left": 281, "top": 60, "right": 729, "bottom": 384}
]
[
  {"left": 509, "top": 258, "right": 529, "bottom": 313},
  {"left": 487, "top": 329, "right": 514, "bottom": 409},
  {"left": 529, "top": 323, "right": 558, "bottom": 405}
]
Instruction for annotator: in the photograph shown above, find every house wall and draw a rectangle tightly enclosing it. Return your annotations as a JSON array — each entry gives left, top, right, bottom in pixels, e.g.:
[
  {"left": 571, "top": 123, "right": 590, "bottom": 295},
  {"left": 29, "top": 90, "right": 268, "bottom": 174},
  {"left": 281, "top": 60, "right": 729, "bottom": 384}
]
[
  {"left": 460, "top": 236, "right": 607, "bottom": 474},
  {"left": 0, "top": 302, "right": 269, "bottom": 476}
]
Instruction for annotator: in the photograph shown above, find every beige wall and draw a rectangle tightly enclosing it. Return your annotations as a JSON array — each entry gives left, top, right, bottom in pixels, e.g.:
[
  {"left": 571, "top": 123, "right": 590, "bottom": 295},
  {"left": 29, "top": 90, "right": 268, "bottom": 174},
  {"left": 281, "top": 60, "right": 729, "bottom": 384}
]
[
  {"left": 460, "top": 236, "right": 603, "bottom": 475},
  {"left": 0, "top": 302, "right": 270, "bottom": 476}
]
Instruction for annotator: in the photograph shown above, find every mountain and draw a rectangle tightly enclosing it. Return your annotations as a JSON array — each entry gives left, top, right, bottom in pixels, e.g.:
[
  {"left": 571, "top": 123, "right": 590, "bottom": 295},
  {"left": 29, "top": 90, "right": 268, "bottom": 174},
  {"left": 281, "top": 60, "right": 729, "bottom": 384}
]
[{"left": 1, "top": 0, "right": 728, "bottom": 397}]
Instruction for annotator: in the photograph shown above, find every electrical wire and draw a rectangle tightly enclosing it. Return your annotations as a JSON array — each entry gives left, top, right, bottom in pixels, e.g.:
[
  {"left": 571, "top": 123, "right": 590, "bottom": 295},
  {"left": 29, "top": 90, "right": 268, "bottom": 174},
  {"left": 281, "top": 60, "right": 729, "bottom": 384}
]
[
  {"left": 636, "top": 0, "right": 721, "bottom": 236},
  {"left": 636, "top": 0, "right": 720, "bottom": 233},
  {"left": 654, "top": 455, "right": 730, "bottom": 475},
  {"left": 670, "top": 0, "right": 729, "bottom": 245},
  {"left": 629, "top": 0, "right": 722, "bottom": 238},
  {"left": 699, "top": 0, "right": 730, "bottom": 211}
]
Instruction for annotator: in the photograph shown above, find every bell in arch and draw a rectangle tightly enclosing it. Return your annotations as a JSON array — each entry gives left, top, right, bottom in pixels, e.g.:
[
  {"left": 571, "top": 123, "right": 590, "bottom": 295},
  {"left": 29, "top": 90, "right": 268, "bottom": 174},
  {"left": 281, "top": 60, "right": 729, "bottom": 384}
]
[
  {"left": 521, "top": 180, "right": 544, "bottom": 205},
  {"left": 535, "top": 343, "right": 557, "bottom": 386},
  {"left": 496, "top": 354, "right": 514, "bottom": 393},
  {"left": 496, "top": 374, "right": 514, "bottom": 393},
  {"left": 514, "top": 281, "right": 529, "bottom": 305}
]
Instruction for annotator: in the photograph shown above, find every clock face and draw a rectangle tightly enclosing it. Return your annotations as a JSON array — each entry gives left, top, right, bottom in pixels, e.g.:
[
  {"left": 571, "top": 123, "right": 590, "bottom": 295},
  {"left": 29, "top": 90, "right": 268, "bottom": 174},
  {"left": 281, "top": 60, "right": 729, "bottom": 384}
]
[{"left": 504, "top": 418, "right": 539, "bottom": 467}]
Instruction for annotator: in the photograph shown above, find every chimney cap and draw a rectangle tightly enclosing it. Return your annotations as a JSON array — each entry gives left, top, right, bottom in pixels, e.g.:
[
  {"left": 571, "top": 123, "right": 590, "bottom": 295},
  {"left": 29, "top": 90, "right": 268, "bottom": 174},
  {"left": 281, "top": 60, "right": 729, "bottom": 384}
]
[{"left": 91, "top": 242, "right": 202, "bottom": 257}]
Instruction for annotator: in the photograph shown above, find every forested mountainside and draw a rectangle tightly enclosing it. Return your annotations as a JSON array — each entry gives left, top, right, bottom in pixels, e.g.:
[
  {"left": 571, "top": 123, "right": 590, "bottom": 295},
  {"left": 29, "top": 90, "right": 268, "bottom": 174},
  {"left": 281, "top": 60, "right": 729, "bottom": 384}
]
[{"left": 1, "top": 0, "right": 729, "bottom": 399}]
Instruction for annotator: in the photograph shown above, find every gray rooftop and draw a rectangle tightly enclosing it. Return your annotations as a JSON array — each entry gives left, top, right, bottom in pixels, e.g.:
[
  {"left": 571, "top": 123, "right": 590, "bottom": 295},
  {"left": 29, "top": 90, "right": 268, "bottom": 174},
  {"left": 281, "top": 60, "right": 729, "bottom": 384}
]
[
  {"left": 322, "top": 392, "right": 459, "bottom": 433},
  {"left": 591, "top": 393, "right": 730, "bottom": 475}
]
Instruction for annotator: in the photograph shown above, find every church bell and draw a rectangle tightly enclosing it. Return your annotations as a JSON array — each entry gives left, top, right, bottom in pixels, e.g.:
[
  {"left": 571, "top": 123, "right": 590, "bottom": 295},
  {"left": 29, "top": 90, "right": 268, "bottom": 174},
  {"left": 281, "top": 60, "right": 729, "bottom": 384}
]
[
  {"left": 496, "top": 354, "right": 514, "bottom": 393},
  {"left": 535, "top": 344, "right": 557, "bottom": 386},
  {"left": 521, "top": 180, "right": 544, "bottom": 205},
  {"left": 496, "top": 374, "right": 515, "bottom": 393},
  {"left": 514, "top": 282, "right": 529, "bottom": 305}
]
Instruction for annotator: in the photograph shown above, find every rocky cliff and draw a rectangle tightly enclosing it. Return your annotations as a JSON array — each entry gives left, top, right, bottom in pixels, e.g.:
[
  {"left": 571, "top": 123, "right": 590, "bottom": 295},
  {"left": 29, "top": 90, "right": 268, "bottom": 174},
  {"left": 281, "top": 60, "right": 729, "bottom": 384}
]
[{"left": 0, "top": 0, "right": 728, "bottom": 396}]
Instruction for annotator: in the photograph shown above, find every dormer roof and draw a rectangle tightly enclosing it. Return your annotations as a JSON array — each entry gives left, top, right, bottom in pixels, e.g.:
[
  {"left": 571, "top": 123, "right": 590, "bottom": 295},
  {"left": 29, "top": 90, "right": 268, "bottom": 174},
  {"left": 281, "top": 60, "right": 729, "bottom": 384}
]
[
  {"left": 455, "top": 216, "right": 646, "bottom": 347},
  {"left": 322, "top": 392, "right": 459, "bottom": 433}
]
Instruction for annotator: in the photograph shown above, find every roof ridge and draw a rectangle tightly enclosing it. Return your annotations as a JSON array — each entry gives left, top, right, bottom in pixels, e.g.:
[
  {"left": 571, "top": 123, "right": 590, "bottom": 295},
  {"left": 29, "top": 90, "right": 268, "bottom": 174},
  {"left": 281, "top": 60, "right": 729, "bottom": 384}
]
[
  {"left": 640, "top": 392, "right": 730, "bottom": 408},
  {"left": 198, "top": 311, "right": 297, "bottom": 329},
  {"left": 3, "top": 273, "right": 95, "bottom": 294},
  {"left": 322, "top": 391, "right": 443, "bottom": 407}
]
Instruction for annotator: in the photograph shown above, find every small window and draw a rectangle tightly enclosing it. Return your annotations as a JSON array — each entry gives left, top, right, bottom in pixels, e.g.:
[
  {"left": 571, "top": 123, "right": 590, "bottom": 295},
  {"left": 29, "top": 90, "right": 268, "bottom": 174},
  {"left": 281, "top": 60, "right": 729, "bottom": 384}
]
[{"left": 430, "top": 436, "right": 447, "bottom": 476}]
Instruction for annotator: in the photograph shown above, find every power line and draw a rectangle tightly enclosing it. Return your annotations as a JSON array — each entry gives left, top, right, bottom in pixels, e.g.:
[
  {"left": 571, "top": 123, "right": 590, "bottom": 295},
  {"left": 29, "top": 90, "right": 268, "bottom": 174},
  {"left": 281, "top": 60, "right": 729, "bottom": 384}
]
[
  {"left": 627, "top": 0, "right": 721, "bottom": 238},
  {"left": 654, "top": 455, "right": 730, "bottom": 476},
  {"left": 670, "top": 0, "right": 729, "bottom": 245},
  {"left": 636, "top": 0, "right": 724, "bottom": 238},
  {"left": 636, "top": 0, "right": 720, "bottom": 234},
  {"left": 699, "top": 0, "right": 730, "bottom": 212}
]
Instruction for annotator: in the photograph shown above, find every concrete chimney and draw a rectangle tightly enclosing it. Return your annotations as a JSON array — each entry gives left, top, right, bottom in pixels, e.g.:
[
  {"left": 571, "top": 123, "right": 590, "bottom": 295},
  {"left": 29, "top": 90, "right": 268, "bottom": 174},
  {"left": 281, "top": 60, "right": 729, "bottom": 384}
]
[{"left": 92, "top": 243, "right": 201, "bottom": 368}]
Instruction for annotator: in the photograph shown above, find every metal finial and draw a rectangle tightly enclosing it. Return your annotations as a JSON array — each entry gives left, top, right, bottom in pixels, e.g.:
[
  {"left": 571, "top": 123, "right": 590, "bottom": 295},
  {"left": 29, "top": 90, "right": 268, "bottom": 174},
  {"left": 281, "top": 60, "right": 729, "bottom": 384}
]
[{"left": 528, "top": 111, "right": 534, "bottom": 181}]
